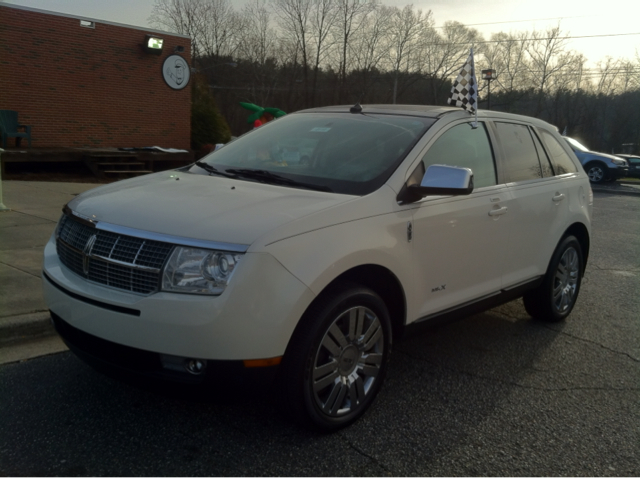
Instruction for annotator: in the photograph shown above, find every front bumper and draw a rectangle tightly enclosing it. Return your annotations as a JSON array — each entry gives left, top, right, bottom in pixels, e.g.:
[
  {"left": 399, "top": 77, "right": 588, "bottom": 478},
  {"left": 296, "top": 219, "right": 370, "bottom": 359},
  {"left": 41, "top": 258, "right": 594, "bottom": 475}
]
[
  {"left": 43, "top": 233, "right": 315, "bottom": 362},
  {"left": 50, "top": 310, "right": 279, "bottom": 388},
  {"left": 608, "top": 166, "right": 629, "bottom": 180}
]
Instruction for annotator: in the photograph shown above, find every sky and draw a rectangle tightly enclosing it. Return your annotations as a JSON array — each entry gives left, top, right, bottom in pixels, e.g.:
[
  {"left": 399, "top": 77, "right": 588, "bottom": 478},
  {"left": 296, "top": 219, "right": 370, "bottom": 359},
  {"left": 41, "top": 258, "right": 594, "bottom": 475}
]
[{"left": 5, "top": 0, "right": 640, "bottom": 69}]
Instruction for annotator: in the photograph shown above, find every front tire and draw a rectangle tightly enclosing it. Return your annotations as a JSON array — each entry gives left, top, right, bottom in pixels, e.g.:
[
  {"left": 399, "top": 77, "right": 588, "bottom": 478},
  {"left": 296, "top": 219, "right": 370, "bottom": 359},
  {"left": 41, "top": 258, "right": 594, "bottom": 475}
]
[
  {"left": 278, "top": 284, "right": 392, "bottom": 431},
  {"left": 523, "top": 235, "right": 584, "bottom": 322},
  {"left": 584, "top": 163, "right": 607, "bottom": 183}
]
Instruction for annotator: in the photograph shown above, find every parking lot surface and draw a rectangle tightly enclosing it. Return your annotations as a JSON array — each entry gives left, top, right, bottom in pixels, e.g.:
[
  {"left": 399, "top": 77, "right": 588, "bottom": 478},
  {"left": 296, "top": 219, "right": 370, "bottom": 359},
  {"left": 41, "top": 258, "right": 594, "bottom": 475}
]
[{"left": 0, "top": 190, "right": 638, "bottom": 476}]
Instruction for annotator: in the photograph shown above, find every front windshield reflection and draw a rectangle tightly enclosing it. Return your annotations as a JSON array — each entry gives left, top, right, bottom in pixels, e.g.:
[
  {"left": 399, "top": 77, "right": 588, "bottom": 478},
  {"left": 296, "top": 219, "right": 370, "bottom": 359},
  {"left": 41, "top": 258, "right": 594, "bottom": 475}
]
[{"left": 190, "top": 113, "right": 435, "bottom": 195}]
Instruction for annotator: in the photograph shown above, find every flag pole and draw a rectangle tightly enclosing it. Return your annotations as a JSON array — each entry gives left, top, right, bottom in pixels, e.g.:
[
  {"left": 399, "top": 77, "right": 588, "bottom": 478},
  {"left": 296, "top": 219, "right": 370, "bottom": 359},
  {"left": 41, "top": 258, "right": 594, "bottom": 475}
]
[{"left": 471, "top": 48, "right": 478, "bottom": 129}]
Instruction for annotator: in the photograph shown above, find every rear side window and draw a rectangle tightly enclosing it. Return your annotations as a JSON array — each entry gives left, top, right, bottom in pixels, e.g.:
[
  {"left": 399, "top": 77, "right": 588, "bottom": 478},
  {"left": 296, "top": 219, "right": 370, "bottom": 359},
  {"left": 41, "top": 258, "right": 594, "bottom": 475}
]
[
  {"left": 539, "top": 129, "right": 579, "bottom": 175},
  {"left": 530, "top": 130, "right": 555, "bottom": 178},
  {"left": 495, "top": 122, "right": 543, "bottom": 182},
  {"left": 420, "top": 122, "right": 497, "bottom": 188}
]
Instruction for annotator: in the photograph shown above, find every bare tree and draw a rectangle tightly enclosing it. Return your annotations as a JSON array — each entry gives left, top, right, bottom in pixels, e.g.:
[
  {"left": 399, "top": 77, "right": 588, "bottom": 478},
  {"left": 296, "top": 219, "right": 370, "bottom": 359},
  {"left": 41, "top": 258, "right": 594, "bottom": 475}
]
[
  {"left": 238, "top": 0, "right": 278, "bottom": 66},
  {"left": 237, "top": 0, "right": 282, "bottom": 105},
  {"left": 329, "top": 0, "right": 375, "bottom": 102},
  {"left": 199, "top": 0, "right": 243, "bottom": 59},
  {"left": 273, "top": 0, "right": 313, "bottom": 106},
  {"left": 526, "top": 25, "right": 576, "bottom": 115},
  {"left": 308, "top": 0, "right": 339, "bottom": 106},
  {"left": 483, "top": 31, "right": 531, "bottom": 93},
  {"left": 384, "top": 5, "right": 432, "bottom": 104},
  {"left": 350, "top": 5, "right": 390, "bottom": 71},
  {"left": 346, "top": 4, "right": 391, "bottom": 102},
  {"left": 149, "top": 0, "right": 209, "bottom": 58},
  {"left": 419, "top": 21, "right": 483, "bottom": 105},
  {"left": 592, "top": 57, "right": 640, "bottom": 95}
]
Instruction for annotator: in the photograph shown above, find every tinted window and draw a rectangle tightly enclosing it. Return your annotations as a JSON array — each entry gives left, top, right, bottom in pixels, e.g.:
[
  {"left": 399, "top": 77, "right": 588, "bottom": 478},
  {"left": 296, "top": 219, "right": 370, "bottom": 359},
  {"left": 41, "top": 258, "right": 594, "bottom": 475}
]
[
  {"left": 540, "top": 130, "right": 579, "bottom": 175},
  {"left": 194, "top": 113, "right": 435, "bottom": 195},
  {"left": 420, "top": 122, "right": 496, "bottom": 188},
  {"left": 530, "top": 130, "right": 555, "bottom": 177},
  {"left": 495, "top": 122, "right": 542, "bottom": 182}
]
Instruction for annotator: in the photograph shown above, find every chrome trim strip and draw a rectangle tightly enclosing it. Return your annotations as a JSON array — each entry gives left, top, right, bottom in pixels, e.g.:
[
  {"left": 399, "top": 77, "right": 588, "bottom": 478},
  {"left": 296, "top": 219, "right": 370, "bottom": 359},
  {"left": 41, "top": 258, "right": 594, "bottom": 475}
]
[
  {"left": 55, "top": 242, "right": 159, "bottom": 296},
  {"left": 87, "top": 254, "right": 161, "bottom": 273},
  {"left": 95, "top": 222, "right": 249, "bottom": 253},
  {"left": 415, "top": 291, "right": 501, "bottom": 324},
  {"left": 56, "top": 240, "right": 161, "bottom": 273},
  {"left": 132, "top": 239, "right": 144, "bottom": 263},
  {"left": 63, "top": 207, "right": 249, "bottom": 253},
  {"left": 415, "top": 277, "right": 542, "bottom": 324},
  {"left": 502, "top": 277, "right": 543, "bottom": 292}
]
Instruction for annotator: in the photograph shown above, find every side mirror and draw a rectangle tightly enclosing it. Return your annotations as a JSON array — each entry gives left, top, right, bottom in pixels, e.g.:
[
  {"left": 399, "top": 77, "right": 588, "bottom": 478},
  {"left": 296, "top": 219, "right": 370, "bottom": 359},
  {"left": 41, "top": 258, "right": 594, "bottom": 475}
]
[{"left": 397, "top": 164, "right": 474, "bottom": 204}]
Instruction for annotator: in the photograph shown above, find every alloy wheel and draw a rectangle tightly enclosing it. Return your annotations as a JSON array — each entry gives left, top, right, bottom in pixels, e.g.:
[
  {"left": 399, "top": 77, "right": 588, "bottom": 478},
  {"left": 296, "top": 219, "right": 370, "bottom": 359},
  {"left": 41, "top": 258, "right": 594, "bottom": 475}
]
[
  {"left": 552, "top": 246, "right": 579, "bottom": 313},
  {"left": 311, "top": 306, "right": 385, "bottom": 418},
  {"left": 587, "top": 166, "right": 604, "bottom": 183}
]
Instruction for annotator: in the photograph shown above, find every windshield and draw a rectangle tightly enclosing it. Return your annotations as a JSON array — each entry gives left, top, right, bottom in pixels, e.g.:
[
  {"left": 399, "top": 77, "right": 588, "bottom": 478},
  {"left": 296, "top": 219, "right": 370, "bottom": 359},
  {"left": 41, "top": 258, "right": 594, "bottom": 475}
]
[
  {"left": 190, "top": 112, "right": 435, "bottom": 195},
  {"left": 564, "top": 137, "right": 590, "bottom": 152}
]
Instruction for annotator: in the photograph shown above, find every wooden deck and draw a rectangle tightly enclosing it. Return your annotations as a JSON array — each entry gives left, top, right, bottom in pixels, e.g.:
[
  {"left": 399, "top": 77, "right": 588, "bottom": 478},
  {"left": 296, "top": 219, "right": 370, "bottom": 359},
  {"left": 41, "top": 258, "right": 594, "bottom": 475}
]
[{"left": 0, "top": 147, "right": 195, "bottom": 179}]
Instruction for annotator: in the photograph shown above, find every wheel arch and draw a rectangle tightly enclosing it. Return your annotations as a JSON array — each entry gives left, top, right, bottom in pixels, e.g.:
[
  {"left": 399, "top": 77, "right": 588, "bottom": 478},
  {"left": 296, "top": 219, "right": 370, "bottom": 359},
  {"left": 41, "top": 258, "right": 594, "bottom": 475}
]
[
  {"left": 288, "top": 264, "right": 407, "bottom": 346},
  {"left": 563, "top": 222, "right": 590, "bottom": 269}
]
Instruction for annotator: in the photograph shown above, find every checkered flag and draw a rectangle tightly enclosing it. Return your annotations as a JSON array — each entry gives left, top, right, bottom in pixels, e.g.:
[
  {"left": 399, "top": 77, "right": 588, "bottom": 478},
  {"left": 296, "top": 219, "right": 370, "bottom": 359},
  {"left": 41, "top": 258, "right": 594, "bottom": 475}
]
[{"left": 448, "top": 49, "right": 477, "bottom": 114}]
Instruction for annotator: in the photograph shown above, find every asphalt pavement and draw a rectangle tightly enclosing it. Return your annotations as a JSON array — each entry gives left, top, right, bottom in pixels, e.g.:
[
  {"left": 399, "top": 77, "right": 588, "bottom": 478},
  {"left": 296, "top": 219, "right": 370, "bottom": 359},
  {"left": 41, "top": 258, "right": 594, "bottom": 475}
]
[
  {"left": 0, "top": 178, "right": 639, "bottom": 366},
  {"left": 1, "top": 190, "right": 638, "bottom": 475}
]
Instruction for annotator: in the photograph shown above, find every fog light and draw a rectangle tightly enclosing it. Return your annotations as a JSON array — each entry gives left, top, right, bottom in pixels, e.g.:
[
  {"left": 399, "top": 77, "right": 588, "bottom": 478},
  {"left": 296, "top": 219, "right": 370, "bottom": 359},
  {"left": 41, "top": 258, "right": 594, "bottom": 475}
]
[
  {"left": 185, "top": 359, "right": 207, "bottom": 375},
  {"left": 160, "top": 354, "right": 207, "bottom": 375}
]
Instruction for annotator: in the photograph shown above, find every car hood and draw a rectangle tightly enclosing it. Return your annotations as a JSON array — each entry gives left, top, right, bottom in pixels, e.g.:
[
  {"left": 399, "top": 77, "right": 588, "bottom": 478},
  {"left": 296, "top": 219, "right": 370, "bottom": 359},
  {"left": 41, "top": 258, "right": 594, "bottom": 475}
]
[
  {"left": 66, "top": 170, "right": 355, "bottom": 246},
  {"left": 575, "top": 150, "right": 624, "bottom": 162}
]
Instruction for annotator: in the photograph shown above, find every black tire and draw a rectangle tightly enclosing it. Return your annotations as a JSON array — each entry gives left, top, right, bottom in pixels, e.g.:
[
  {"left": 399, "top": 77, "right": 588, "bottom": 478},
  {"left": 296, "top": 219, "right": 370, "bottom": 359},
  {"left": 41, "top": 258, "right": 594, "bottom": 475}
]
[
  {"left": 584, "top": 162, "right": 607, "bottom": 183},
  {"left": 523, "top": 235, "right": 584, "bottom": 322},
  {"left": 277, "top": 283, "right": 392, "bottom": 431}
]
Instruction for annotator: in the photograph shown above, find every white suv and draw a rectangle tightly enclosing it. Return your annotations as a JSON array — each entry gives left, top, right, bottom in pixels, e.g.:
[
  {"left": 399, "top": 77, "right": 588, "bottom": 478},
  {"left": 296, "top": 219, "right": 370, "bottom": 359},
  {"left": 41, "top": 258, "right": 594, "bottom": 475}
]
[{"left": 43, "top": 105, "right": 592, "bottom": 431}]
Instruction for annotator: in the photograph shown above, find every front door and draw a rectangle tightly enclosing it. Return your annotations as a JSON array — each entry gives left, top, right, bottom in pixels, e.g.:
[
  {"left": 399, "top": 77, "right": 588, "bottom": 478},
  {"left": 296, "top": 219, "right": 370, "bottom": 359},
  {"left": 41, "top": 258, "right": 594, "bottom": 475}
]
[{"left": 409, "top": 121, "right": 509, "bottom": 321}]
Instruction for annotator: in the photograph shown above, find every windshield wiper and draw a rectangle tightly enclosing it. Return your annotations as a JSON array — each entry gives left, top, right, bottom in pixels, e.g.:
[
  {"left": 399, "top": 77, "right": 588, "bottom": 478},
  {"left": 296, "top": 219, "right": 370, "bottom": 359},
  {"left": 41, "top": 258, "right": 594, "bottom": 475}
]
[
  {"left": 225, "top": 168, "right": 332, "bottom": 192},
  {"left": 194, "top": 161, "right": 238, "bottom": 178}
]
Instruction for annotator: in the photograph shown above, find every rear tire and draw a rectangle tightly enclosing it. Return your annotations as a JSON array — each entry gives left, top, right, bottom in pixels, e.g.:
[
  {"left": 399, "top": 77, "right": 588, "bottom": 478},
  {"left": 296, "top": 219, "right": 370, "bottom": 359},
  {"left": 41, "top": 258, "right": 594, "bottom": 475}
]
[
  {"left": 278, "top": 284, "right": 392, "bottom": 431},
  {"left": 523, "top": 235, "right": 583, "bottom": 322}
]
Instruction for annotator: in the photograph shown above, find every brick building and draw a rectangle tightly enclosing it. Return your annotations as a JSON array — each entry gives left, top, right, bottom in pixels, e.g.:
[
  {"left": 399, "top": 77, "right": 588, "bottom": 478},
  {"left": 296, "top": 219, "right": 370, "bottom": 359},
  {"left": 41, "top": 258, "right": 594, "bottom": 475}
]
[{"left": 0, "top": 4, "right": 192, "bottom": 149}]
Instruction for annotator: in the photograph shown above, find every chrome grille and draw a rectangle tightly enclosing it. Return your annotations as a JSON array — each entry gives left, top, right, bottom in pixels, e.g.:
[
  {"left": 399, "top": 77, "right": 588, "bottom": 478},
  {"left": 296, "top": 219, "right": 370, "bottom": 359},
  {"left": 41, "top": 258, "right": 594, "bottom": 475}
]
[{"left": 56, "top": 215, "right": 173, "bottom": 294}]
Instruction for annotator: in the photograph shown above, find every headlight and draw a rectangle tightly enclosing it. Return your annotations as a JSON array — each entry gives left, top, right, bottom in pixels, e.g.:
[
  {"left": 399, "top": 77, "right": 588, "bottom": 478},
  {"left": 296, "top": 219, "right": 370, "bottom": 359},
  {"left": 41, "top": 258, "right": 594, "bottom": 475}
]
[
  {"left": 161, "top": 247, "right": 242, "bottom": 295},
  {"left": 611, "top": 158, "right": 627, "bottom": 166}
]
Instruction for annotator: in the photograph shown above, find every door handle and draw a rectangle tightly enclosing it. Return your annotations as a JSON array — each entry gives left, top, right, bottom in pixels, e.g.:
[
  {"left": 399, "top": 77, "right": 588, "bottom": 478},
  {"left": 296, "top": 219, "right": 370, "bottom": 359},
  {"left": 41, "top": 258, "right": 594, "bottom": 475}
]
[
  {"left": 488, "top": 206, "right": 508, "bottom": 216},
  {"left": 553, "top": 193, "right": 565, "bottom": 202}
]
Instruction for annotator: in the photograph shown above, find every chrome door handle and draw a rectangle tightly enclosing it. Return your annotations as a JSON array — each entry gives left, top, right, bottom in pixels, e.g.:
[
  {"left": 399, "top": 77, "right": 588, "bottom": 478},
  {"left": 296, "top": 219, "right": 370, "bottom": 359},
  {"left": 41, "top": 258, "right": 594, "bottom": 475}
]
[
  {"left": 488, "top": 206, "right": 508, "bottom": 216},
  {"left": 553, "top": 193, "right": 565, "bottom": 202}
]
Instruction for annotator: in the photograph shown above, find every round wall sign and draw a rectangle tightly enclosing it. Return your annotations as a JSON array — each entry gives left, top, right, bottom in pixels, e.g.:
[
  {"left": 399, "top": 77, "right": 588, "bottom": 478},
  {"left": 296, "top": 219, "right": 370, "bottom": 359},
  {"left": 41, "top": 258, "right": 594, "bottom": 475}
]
[{"left": 162, "top": 54, "right": 190, "bottom": 90}]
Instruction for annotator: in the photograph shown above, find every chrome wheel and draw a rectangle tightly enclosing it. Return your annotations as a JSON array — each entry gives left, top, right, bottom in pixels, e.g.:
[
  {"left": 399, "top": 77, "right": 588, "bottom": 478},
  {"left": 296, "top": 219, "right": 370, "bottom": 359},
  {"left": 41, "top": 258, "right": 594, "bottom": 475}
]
[
  {"left": 587, "top": 165, "right": 605, "bottom": 183},
  {"left": 311, "top": 306, "right": 385, "bottom": 418},
  {"left": 552, "top": 246, "right": 579, "bottom": 313},
  {"left": 523, "top": 235, "right": 583, "bottom": 322}
]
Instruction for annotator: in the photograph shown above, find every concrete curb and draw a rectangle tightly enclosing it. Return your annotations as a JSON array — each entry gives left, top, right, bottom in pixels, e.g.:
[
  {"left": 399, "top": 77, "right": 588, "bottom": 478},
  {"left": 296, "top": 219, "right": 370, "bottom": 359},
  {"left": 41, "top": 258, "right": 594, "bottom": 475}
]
[
  {"left": 0, "top": 311, "right": 55, "bottom": 346},
  {"left": 592, "top": 187, "right": 640, "bottom": 197}
]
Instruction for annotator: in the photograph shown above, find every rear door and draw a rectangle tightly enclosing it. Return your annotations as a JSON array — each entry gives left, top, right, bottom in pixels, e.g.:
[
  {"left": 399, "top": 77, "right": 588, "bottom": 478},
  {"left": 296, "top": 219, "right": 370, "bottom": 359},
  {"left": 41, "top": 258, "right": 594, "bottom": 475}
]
[{"left": 492, "top": 122, "right": 572, "bottom": 288}]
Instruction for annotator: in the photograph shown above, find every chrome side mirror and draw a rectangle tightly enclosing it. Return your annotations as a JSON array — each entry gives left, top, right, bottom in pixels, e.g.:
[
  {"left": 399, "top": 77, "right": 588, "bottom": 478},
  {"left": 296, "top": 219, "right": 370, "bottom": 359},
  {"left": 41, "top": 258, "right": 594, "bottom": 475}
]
[{"left": 397, "top": 164, "right": 474, "bottom": 204}]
